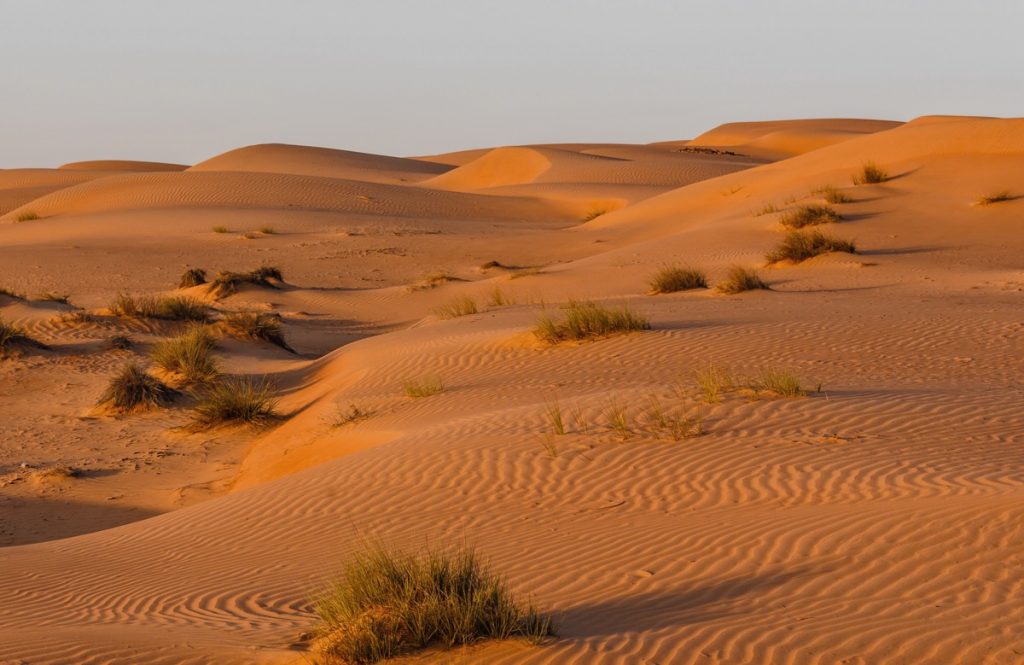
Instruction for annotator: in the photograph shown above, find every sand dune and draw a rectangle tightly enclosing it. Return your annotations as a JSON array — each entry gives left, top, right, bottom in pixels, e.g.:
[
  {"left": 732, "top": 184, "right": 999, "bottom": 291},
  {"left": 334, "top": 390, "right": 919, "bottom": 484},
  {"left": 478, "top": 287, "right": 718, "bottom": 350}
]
[{"left": 1, "top": 116, "right": 1023, "bottom": 664}]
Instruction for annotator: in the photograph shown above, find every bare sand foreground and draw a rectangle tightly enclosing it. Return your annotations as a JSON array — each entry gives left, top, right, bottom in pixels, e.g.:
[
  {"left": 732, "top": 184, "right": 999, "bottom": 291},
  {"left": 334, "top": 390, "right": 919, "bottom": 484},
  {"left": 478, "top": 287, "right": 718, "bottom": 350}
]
[{"left": 0, "top": 116, "right": 1022, "bottom": 664}]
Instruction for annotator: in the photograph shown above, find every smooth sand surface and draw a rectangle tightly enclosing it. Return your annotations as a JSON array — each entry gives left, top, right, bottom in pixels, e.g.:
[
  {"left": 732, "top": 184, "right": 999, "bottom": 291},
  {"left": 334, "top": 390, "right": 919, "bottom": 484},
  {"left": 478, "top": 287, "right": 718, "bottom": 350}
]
[{"left": 1, "top": 117, "right": 1023, "bottom": 664}]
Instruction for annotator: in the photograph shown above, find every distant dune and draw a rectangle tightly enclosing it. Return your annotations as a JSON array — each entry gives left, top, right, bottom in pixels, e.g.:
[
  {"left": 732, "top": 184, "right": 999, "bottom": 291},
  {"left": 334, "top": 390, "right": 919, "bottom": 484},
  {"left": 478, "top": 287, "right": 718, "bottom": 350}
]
[{"left": 1, "top": 116, "right": 1022, "bottom": 665}]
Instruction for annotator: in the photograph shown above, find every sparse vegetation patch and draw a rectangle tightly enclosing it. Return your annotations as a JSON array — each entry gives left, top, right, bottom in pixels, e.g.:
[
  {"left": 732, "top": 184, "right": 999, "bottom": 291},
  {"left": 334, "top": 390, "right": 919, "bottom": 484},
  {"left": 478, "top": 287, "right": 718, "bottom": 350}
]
[
  {"left": 852, "top": 162, "right": 889, "bottom": 185},
  {"left": 535, "top": 300, "right": 650, "bottom": 344},
  {"left": 433, "top": 296, "right": 478, "bottom": 319},
  {"left": 97, "top": 363, "right": 175, "bottom": 413},
  {"left": 190, "top": 376, "right": 279, "bottom": 428},
  {"left": 222, "top": 311, "right": 292, "bottom": 351},
  {"left": 716, "top": 266, "right": 770, "bottom": 294},
  {"left": 648, "top": 266, "right": 708, "bottom": 294},
  {"left": 151, "top": 325, "right": 218, "bottom": 383},
  {"left": 766, "top": 230, "right": 856, "bottom": 264},
  {"left": 178, "top": 268, "right": 207, "bottom": 288},
  {"left": 976, "top": 190, "right": 1014, "bottom": 206},
  {"left": 778, "top": 204, "right": 842, "bottom": 229},
  {"left": 207, "top": 266, "right": 283, "bottom": 298},
  {"left": 313, "top": 545, "right": 554, "bottom": 665},
  {"left": 110, "top": 294, "right": 210, "bottom": 321}
]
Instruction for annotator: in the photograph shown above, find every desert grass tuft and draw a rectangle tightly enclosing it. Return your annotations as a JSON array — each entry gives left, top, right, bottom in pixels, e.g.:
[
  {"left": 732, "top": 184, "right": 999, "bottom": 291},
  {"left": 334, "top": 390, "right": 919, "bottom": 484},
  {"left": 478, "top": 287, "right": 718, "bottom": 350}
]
[
  {"left": 766, "top": 230, "right": 856, "bottom": 264},
  {"left": 545, "top": 400, "right": 566, "bottom": 435},
  {"left": 433, "top": 296, "right": 478, "bottom": 320},
  {"left": 813, "top": 185, "right": 852, "bottom": 204},
  {"left": 97, "top": 362, "right": 175, "bottom": 413},
  {"left": 648, "top": 266, "right": 708, "bottom": 294},
  {"left": 753, "top": 202, "right": 778, "bottom": 217},
  {"left": 110, "top": 294, "right": 210, "bottom": 321},
  {"left": 258, "top": 226, "right": 276, "bottom": 234},
  {"left": 582, "top": 208, "right": 609, "bottom": 221},
  {"left": 190, "top": 376, "right": 279, "bottom": 428},
  {"left": 151, "top": 325, "right": 218, "bottom": 383},
  {"left": 212, "top": 225, "right": 230, "bottom": 234},
  {"left": 222, "top": 311, "right": 293, "bottom": 351},
  {"left": 852, "top": 161, "right": 889, "bottom": 185},
  {"left": 34, "top": 292, "right": 70, "bottom": 305},
  {"left": 975, "top": 190, "right": 1014, "bottom": 206},
  {"left": 0, "top": 318, "right": 47, "bottom": 355},
  {"left": 402, "top": 376, "right": 444, "bottom": 398},
  {"left": 207, "top": 266, "right": 283, "bottom": 298},
  {"left": 15, "top": 211, "right": 40, "bottom": 222},
  {"left": 716, "top": 266, "right": 770, "bottom": 294},
  {"left": 695, "top": 363, "right": 734, "bottom": 404},
  {"left": 487, "top": 286, "right": 514, "bottom": 307},
  {"left": 106, "top": 335, "right": 133, "bottom": 350},
  {"left": 742, "top": 367, "right": 806, "bottom": 398},
  {"left": 178, "top": 268, "right": 207, "bottom": 288},
  {"left": 778, "top": 204, "right": 843, "bottom": 229},
  {"left": 408, "top": 271, "right": 458, "bottom": 292},
  {"left": 333, "top": 404, "right": 372, "bottom": 427},
  {"left": 603, "top": 400, "right": 632, "bottom": 440},
  {"left": 534, "top": 300, "right": 649, "bottom": 344},
  {"left": 313, "top": 545, "right": 555, "bottom": 665}
]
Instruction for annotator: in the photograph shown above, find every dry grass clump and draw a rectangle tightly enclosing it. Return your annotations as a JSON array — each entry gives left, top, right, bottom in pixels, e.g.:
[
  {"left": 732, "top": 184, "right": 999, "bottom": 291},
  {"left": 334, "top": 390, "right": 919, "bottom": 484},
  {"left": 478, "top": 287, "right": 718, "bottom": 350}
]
[
  {"left": 35, "top": 292, "right": 70, "bottom": 304},
  {"left": 15, "top": 211, "right": 40, "bottom": 222},
  {"left": 487, "top": 286, "right": 514, "bottom": 307},
  {"left": 212, "top": 225, "right": 230, "bottom": 233},
  {"left": 178, "top": 268, "right": 207, "bottom": 288},
  {"left": 207, "top": 266, "right": 283, "bottom": 298},
  {"left": 778, "top": 204, "right": 843, "bottom": 229},
  {"left": 583, "top": 208, "right": 609, "bottom": 221},
  {"left": 222, "top": 311, "right": 292, "bottom": 351},
  {"left": 648, "top": 266, "right": 708, "bottom": 294},
  {"left": 742, "top": 368, "right": 806, "bottom": 398},
  {"left": 535, "top": 300, "right": 650, "bottom": 344},
  {"left": 0, "top": 318, "right": 46, "bottom": 355},
  {"left": 766, "top": 230, "right": 856, "bottom": 264},
  {"left": 97, "top": 363, "right": 175, "bottom": 413},
  {"left": 433, "top": 296, "right": 478, "bottom": 320},
  {"left": 508, "top": 267, "right": 542, "bottom": 280},
  {"left": 402, "top": 376, "right": 444, "bottom": 398},
  {"left": 31, "top": 465, "right": 82, "bottom": 482},
  {"left": 333, "top": 404, "right": 372, "bottom": 427},
  {"left": 852, "top": 162, "right": 889, "bottom": 185},
  {"left": 716, "top": 266, "right": 770, "bottom": 294},
  {"left": 695, "top": 364, "right": 735, "bottom": 404},
  {"left": 110, "top": 294, "right": 210, "bottom": 321},
  {"left": 408, "top": 271, "right": 458, "bottom": 292},
  {"left": 258, "top": 226, "right": 275, "bottom": 234},
  {"left": 753, "top": 202, "right": 778, "bottom": 217},
  {"left": 151, "top": 325, "right": 218, "bottom": 383},
  {"left": 313, "top": 545, "right": 554, "bottom": 665},
  {"left": 975, "top": 190, "right": 1014, "bottom": 206},
  {"left": 813, "top": 185, "right": 852, "bottom": 204},
  {"left": 106, "top": 335, "right": 133, "bottom": 350},
  {"left": 190, "top": 376, "right": 279, "bottom": 428}
]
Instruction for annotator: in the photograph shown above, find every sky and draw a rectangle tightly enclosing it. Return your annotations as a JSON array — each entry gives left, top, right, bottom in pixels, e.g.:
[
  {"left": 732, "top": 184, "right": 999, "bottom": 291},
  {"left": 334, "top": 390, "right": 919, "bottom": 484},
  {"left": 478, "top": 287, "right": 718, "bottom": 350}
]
[{"left": 2, "top": 0, "right": 1023, "bottom": 167}]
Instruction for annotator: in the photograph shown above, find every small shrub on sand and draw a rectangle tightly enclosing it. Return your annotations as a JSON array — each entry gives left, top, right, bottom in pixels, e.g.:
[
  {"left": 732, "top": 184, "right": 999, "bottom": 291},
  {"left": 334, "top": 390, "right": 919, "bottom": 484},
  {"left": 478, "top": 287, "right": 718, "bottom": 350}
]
[
  {"left": 97, "top": 363, "right": 175, "bottom": 413},
  {"left": 402, "top": 376, "right": 444, "bottom": 398},
  {"left": 15, "top": 211, "right": 40, "bottom": 222},
  {"left": 742, "top": 368, "right": 806, "bottom": 399},
  {"left": 487, "top": 286, "right": 514, "bottom": 307},
  {"left": 852, "top": 162, "right": 888, "bottom": 185},
  {"left": 0, "top": 318, "right": 46, "bottom": 355},
  {"left": 106, "top": 335, "right": 133, "bottom": 350},
  {"left": 151, "top": 325, "right": 218, "bottom": 383},
  {"left": 110, "top": 294, "right": 210, "bottom": 321},
  {"left": 695, "top": 364, "right": 735, "bottom": 404},
  {"left": 190, "top": 376, "right": 279, "bottom": 428},
  {"left": 222, "top": 311, "right": 292, "bottom": 351},
  {"left": 778, "top": 204, "right": 842, "bottom": 229},
  {"left": 313, "top": 545, "right": 554, "bottom": 665},
  {"left": 813, "top": 185, "right": 852, "bottom": 204},
  {"left": 583, "top": 208, "right": 609, "bottom": 222},
  {"left": 207, "top": 266, "right": 283, "bottom": 298},
  {"left": 258, "top": 226, "right": 275, "bottom": 234},
  {"left": 648, "top": 266, "right": 708, "bottom": 294},
  {"left": 534, "top": 300, "right": 650, "bottom": 344},
  {"left": 753, "top": 202, "right": 778, "bottom": 217},
  {"left": 480, "top": 260, "right": 508, "bottom": 270},
  {"left": 178, "top": 268, "right": 207, "bottom": 288},
  {"left": 766, "top": 230, "right": 856, "bottom": 264},
  {"left": 212, "top": 225, "right": 229, "bottom": 234},
  {"left": 716, "top": 266, "right": 770, "bottom": 294},
  {"left": 603, "top": 400, "right": 632, "bottom": 439},
  {"left": 408, "top": 271, "right": 457, "bottom": 292},
  {"left": 433, "top": 296, "right": 478, "bottom": 319},
  {"left": 975, "top": 190, "right": 1014, "bottom": 206}
]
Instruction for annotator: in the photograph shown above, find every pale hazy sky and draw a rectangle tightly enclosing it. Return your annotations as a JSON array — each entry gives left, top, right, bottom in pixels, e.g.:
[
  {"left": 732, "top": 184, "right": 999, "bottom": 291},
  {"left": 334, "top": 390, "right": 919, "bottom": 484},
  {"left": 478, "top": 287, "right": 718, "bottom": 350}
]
[{"left": 3, "top": 0, "right": 1023, "bottom": 167}]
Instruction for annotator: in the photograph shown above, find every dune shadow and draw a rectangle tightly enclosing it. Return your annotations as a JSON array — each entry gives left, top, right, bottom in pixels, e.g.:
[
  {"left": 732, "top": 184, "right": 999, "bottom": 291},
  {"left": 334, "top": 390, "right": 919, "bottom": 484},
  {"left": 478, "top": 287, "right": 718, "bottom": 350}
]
[
  {"left": 0, "top": 495, "right": 162, "bottom": 547},
  {"left": 860, "top": 246, "right": 940, "bottom": 256},
  {"left": 560, "top": 567, "right": 812, "bottom": 638}
]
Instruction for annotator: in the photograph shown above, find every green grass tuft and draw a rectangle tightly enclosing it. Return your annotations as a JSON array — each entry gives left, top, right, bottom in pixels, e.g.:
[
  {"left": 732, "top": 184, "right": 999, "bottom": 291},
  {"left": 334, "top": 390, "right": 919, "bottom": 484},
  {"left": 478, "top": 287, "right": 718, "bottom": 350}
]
[
  {"left": 534, "top": 300, "right": 650, "bottom": 344},
  {"left": 221, "top": 311, "right": 292, "bottom": 351},
  {"left": 190, "top": 376, "right": 279, "bottom": 428},
  {"left": 97, "top": 363, "right": 175, "bottom": 413},
  {"left": 313, "top": 545, "right": 555, "bottom": 665},
  {"left": 648, "top": 266, "right": 708, "bottom": 294},
  {"left": 151, "top": 325, "right": 218, "bottom": 383},
  {"left": 778, "top": 204, "right": 843, "bottom": 229},
  {"left": 766, "top": 230, "right": 856, "bottom": 264},
  {"left": 716, "top": 266, "right": 770, "bottom": 294}
]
